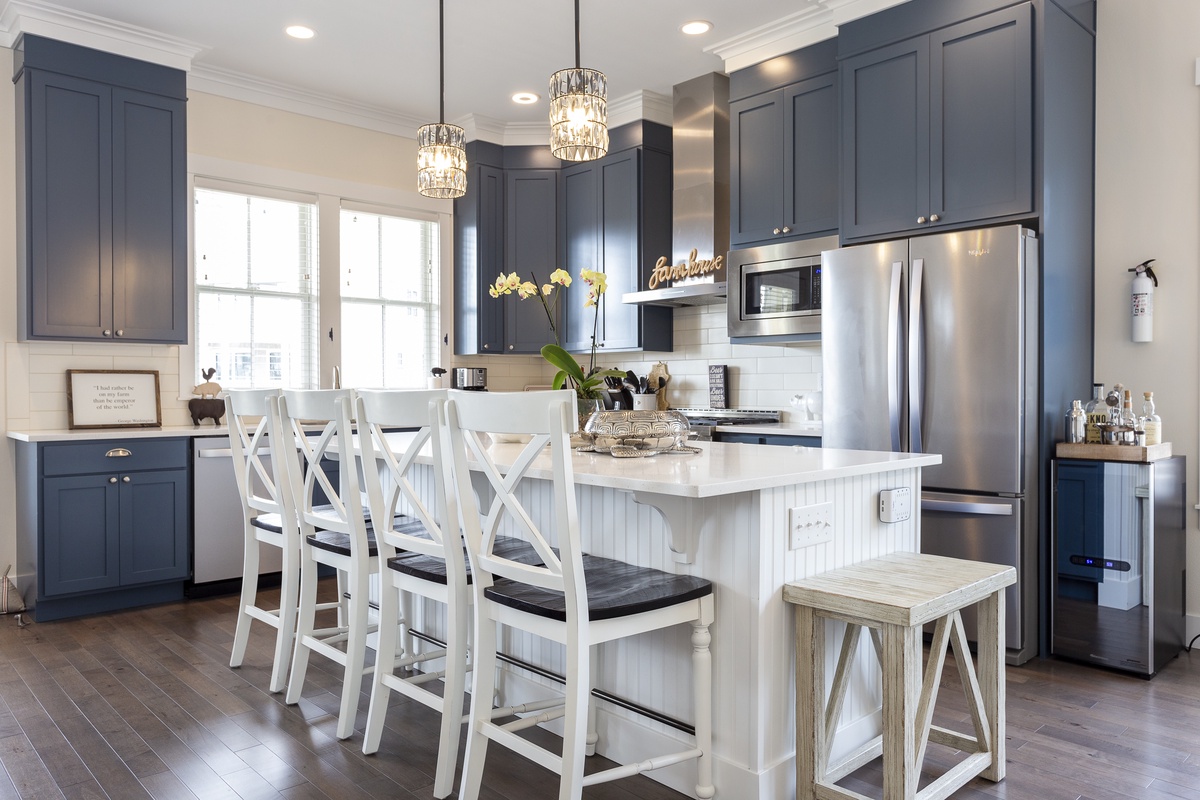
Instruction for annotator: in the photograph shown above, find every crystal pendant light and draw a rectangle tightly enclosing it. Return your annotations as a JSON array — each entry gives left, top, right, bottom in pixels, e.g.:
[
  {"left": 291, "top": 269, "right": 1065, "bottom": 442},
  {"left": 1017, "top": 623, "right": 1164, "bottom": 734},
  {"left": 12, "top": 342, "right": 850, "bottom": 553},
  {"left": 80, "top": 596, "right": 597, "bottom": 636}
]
[
  {"left": 417, "top": 0, "right": 466, "bottom": 198},
  {"left": 549, "top": 0, "right": 608, "bottom": 161}
]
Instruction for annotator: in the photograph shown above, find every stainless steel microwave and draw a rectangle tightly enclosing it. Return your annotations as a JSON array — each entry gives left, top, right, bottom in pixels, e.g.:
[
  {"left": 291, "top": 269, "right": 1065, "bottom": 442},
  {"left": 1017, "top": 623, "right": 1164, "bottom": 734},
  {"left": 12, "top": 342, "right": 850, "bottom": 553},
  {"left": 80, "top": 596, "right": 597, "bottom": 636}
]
[{"left": 727, "top": 235, "right": 839, "bottom": 341}]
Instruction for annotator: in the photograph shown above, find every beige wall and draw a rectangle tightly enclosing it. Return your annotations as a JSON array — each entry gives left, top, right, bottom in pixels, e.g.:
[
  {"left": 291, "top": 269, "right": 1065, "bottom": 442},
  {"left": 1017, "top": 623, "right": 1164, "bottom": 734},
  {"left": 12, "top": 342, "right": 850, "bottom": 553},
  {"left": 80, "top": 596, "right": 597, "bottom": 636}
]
[{"left": 1095, "top": 0, "right": 1200, "bottom": 631}]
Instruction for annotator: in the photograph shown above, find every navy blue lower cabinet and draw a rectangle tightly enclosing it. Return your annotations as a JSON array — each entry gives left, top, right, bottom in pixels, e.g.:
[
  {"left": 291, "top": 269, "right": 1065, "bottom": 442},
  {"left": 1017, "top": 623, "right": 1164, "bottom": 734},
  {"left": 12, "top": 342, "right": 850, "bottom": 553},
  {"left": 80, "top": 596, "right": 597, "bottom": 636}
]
[
  {"left": 714, "top": 431, "right": 821, "bottom": 447},
  {"left": 28, "top": 438, "right": 190, "bottom": 621}
]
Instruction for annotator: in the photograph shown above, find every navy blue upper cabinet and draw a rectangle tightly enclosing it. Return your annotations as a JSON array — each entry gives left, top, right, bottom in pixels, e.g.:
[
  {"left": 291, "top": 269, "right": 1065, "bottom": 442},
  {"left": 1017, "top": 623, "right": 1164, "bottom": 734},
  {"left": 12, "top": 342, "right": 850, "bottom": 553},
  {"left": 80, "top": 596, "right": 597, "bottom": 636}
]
[
  {"left": 840, "top": 3, "right": 1033, "bottom": 241},
  {"left": 504, "top": 169, "right": 559, "bottom": 353},
  {"left": 454, "top": 145, "right": 558, "bottom": 355},
  {"left": 559, "top": 138, "right": 672, "bottom": 354},
  {"left": 730, "top": 40, "right": 839, "bottom": 247},
  {"left": 16, "top": 35, "right": 188, "bottom": 343}
]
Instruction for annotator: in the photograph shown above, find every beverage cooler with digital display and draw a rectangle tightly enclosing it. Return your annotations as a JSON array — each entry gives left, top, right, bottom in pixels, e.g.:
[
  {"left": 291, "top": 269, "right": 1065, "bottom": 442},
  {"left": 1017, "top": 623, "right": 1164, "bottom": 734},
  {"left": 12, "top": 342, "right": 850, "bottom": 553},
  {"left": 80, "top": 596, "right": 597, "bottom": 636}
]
[{"left": 1052, "top": 455, "right": 1186, "bottom": 676}]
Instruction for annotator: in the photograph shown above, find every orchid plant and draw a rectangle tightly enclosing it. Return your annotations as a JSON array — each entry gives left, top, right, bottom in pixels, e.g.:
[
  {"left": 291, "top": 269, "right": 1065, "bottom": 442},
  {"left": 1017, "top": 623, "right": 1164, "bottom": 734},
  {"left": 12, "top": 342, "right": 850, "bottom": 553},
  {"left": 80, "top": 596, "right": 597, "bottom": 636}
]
[{"left": 489, "top": 267, "right": 624, "bottom": 400}]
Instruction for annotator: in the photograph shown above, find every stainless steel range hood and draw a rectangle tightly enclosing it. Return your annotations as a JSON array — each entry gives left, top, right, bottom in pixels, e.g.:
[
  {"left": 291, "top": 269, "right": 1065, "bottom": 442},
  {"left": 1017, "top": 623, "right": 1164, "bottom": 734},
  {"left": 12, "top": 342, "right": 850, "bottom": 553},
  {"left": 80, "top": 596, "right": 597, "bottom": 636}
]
[{"left": 623, "top": 73, "right": 730, "bottom": 308}]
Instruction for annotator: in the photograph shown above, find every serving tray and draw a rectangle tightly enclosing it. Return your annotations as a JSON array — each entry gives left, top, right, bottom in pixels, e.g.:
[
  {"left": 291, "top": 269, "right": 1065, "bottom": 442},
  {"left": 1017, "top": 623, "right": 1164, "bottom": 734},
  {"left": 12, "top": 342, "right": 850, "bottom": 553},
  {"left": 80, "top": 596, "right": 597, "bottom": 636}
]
[{"left": 1055, "top": 441, "right": 1173, "bottom": 463}]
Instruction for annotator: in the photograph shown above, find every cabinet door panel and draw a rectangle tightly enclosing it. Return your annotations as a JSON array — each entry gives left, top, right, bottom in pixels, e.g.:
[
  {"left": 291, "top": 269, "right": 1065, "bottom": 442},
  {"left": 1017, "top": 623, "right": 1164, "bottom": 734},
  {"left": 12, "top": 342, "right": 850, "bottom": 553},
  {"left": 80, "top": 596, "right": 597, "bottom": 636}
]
[
  {"left": 29, "top": 72, "right": 113, "bottom": 339},
  {"left": 597, "top": 151, "right": 640, "bottom": 351},
  {"left": 504, "top": 170, "right": 558, "bottom": 353},
  {"left": 930, "top": 5, "right": 1033, "bottom": 224},
  {"left": 561, "top": 163, "right": 600, "bottom": 352},
  {"left": 730, "top": 92, "right": 784, "bottom": 245},
  {"left": 783, "top": 74, "right": 839, "bottom": 237},
  {"left": 120, "top": 469, "right": 189, "bottom": 585},
  {"left": 112, "top": 89, "right": 187, "bottom": 343},
  {"left": 43, "top": 475, "right": 120, "bottom": 595},
  {"left": 841, "top": 38, "right": 929, "bottom": 240}
]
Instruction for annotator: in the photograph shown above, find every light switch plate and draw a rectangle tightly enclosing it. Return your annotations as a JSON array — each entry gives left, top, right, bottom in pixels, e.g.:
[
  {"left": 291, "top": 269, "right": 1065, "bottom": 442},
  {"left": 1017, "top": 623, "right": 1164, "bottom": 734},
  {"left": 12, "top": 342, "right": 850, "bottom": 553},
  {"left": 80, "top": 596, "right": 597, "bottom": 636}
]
[
  {"left": 789, "top": 502, "right": 833, "bottom": 549},
  {"left": 879, "top": 487, "right": 911, "bottom": 523}
]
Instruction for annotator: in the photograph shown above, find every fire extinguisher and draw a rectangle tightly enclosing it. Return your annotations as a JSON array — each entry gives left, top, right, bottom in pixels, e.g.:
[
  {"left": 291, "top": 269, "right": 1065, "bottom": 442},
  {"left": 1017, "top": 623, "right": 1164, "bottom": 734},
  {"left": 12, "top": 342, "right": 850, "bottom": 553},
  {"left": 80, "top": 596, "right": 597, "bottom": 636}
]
[{"left": 1129, "top": 258, "right": 1158, "bottom": 343}]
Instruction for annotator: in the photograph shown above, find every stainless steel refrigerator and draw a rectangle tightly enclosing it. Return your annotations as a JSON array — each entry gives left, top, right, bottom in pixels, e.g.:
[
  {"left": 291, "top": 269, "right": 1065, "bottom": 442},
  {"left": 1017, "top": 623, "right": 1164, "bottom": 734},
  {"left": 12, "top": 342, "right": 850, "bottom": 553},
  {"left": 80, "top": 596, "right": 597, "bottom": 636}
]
[{"left": 821, "top": 225, "right": 1040, "bottom": 663}]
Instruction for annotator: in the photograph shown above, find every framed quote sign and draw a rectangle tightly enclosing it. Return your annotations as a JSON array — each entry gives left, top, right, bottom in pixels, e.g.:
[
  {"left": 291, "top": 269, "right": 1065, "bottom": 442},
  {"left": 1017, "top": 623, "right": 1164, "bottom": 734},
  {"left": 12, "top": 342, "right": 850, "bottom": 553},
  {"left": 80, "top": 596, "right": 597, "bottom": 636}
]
[{"left": 67, "top": 370, "right": 163, "bottom": 430}]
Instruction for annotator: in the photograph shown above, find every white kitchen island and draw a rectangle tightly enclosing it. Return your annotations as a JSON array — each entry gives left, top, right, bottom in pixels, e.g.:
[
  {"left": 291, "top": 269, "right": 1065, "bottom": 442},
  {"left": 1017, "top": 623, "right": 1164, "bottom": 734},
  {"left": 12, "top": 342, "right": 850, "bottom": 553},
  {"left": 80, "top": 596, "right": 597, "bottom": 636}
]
[{"left": 420, "top": 438, "right": 940, "bottom": 800}]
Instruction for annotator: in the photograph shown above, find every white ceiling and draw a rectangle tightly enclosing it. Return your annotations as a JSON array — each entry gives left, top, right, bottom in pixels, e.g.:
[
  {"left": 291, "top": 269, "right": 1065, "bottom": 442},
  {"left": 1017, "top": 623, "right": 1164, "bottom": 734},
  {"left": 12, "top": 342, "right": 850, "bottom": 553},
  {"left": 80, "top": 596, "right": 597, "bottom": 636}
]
[{"left": 0, "top": 0, "right": 906, "bottom": 142}]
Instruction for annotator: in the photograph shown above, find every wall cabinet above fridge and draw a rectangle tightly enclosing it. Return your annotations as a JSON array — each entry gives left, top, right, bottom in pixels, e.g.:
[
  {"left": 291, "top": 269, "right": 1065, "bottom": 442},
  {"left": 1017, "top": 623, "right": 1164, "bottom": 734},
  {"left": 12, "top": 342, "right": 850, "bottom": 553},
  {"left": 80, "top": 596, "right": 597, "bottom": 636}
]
[{"left": 838, "top": 2, "right": 1033, "bottom": 241}]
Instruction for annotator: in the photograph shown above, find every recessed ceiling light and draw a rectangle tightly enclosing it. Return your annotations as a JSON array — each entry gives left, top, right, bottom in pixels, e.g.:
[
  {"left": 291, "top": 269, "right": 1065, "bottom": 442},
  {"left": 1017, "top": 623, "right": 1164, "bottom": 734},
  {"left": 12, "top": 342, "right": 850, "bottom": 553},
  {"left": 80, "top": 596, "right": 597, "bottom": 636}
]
[
  {"left": 681, "top": 20, "right": 712, "bottom": 36},
  {"left": 512, "top": 92, "right": 539, "bottom": 105},
  {"left": 285, "top": 25, "right": 315, "bottom": 40}
]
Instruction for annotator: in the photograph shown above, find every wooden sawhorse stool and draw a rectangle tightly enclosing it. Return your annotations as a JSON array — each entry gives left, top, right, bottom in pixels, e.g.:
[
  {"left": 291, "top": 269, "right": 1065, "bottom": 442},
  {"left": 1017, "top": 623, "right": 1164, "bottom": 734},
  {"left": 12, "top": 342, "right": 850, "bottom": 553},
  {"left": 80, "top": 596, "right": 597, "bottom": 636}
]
[{"left": 783, "top": 552, "right": 1016, "bottom": 800}]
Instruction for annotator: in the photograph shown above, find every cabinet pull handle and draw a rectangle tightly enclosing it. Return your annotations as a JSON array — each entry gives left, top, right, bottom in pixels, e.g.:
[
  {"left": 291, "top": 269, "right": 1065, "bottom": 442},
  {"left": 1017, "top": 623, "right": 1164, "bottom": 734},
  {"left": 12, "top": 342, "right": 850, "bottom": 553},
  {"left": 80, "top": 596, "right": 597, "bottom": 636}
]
[
  {"left": 917, "top": 216, "right": 927, "bottom": 224},
  {"left": 108, "top": 476, "right": 118, "bottom": 484},
  {"left": 782, "top": 226, "right": 791, "bottom": 234},
  {"left": 106, "top": 448, "right": 132, "bottom": 458},
  {"left": 103, "top": 329, "right": 112, "bottom": 337},
  {"left": 773, "top": 227, "right": 782, "bottom": 235},
  {"left": 929, "top": 214, "right": 940, "bottom": 223},
  {"left": 122, "top": 476, "right": 131, "bottom": 483}
]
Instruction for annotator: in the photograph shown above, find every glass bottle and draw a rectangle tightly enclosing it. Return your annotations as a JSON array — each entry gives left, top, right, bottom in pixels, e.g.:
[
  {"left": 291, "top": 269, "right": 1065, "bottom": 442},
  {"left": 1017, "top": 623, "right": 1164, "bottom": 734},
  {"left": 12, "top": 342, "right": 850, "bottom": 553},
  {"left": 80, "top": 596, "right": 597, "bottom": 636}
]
[
  {"left": 1106, "top": 383, "right": 1124, "bottom": 425},
  {"left": 1121, "top": 389, "right": 1137, "bottom": 443},
  {"left": 1068, "top": 400, "right": 1086, "bottom": 443},
  {"left": 1141, "top": 391, "right": 1162, "bottom": 446},
  {"left": 1084, "top": 382, "right": 1106, "bottom": 443}
]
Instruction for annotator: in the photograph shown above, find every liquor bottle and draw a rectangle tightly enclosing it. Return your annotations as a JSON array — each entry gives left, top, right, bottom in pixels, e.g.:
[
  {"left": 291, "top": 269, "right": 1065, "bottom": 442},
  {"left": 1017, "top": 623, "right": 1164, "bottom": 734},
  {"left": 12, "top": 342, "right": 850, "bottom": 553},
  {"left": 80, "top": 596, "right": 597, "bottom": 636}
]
[
  {"left": 1141, "top": 391, "right": 1162, "bottom": 446},
  {"left": 1121, "top": 389, "right": 1137, "bottom": 443},
  {"left": 1068, "top": 400, "right": 1086, "bottom": 443},
  {"left": 1084, "top": 383, "right": 1106, "bottom": 443},
  {"left": 1106, "top": 383, "right": 1124, "bottom": 424}
]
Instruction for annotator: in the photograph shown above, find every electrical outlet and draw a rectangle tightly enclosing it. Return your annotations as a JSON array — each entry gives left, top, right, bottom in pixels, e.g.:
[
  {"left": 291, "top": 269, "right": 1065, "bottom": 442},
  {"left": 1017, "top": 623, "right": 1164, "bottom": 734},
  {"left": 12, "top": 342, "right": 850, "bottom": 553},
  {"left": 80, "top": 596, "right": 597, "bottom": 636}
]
[
  {"left": 789, "top": 502, "right": 833, "bottom": 550},
  {"left": 879, "top": 487, "right": 912, "bottom": 523}
]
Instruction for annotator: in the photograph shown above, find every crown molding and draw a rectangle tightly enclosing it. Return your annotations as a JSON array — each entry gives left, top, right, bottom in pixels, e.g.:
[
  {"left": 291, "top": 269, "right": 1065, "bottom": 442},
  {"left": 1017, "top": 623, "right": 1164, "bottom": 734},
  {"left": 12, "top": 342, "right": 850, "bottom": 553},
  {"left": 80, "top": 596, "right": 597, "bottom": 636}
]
[
  {"left": 0, "top": 0, "right": 204, "bottom": 69},
  {"left": 459, "top": 88, "right": 671, "bottom": 148},
  {"left": 187, "top": 64, "right": 428, "bottom": 138},
  {"left": 707, "top": 0, "right": 909, "bottom": 73}
]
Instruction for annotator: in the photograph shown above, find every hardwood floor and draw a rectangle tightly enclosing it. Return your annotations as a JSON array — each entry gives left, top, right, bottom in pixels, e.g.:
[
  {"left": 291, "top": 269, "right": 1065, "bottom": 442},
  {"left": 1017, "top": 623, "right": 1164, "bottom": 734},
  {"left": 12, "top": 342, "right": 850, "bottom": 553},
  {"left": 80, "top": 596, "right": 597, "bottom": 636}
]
[{"left": 1, "top": 582, "right": 1198, "bottom": 799}]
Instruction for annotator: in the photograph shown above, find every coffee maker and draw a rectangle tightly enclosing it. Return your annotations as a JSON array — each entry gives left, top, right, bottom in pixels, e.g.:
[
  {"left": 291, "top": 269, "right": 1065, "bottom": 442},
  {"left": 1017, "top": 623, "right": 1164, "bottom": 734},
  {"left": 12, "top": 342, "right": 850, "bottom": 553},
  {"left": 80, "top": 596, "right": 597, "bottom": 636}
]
[{"left": 451, "top": 367, "right": 488, "bottom": 391}]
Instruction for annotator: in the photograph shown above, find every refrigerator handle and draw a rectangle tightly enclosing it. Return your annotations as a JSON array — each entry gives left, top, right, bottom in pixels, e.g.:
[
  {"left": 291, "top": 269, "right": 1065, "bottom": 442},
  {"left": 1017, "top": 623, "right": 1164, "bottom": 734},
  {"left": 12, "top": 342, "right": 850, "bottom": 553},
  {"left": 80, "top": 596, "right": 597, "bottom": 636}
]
[
  {"left": 887, "top": 260, "right": 903, "bottom": 451},
  {"left": 908, "top": 258, "right": 924, "bottom": 453},
  {"left": 921, "top": 497, "right": 1014, "bottom": 516}
]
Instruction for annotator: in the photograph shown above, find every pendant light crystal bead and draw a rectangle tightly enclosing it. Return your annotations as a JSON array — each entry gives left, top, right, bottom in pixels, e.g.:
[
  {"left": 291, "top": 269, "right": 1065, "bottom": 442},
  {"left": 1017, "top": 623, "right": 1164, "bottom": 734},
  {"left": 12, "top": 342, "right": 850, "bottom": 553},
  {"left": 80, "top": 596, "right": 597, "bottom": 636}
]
[
  {"left": 417, "top": 123, "right": 467, "bottom": 199},
  {"left": 549, "top": 67, "right": 609, "bottom": 162}
]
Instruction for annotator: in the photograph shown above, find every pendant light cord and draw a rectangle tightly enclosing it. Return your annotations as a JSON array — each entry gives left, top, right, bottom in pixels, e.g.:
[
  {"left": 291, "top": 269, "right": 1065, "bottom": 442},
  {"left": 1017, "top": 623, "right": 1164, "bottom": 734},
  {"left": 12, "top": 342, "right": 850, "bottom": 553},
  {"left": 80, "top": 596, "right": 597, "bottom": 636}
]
[
  {"left": 574, "top": 0, "right": 581, "bottom": 68},
  {"left": 438, "top": 0, "right": 446, "bottom": 124}
]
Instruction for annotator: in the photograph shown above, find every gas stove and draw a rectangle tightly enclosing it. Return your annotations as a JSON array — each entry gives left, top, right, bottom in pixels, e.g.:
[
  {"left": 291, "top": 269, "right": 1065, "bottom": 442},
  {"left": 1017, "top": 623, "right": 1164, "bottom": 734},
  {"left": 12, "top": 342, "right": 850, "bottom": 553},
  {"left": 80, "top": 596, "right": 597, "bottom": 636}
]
[{"left": 672, "top": 408, "right": 781, "bottom": 440}]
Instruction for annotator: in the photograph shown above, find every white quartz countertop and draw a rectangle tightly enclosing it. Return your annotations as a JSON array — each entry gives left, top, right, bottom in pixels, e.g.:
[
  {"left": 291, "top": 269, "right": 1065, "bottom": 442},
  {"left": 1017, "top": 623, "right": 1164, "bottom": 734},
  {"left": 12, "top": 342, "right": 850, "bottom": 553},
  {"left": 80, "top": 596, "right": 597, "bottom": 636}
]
[
  {"left": 378, "top": 433, "right": 938, "bottom": 500},
  {"left": 7, "top": 425, "right": 231, "bottom": 443}
]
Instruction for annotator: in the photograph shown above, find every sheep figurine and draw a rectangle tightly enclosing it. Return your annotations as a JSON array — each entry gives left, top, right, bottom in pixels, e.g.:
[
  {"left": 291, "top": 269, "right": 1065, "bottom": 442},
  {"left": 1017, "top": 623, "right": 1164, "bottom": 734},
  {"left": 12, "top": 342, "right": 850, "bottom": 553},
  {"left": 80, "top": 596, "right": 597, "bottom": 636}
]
[{"left": 188, "top": 368, "right": 225, "bottom": 425}]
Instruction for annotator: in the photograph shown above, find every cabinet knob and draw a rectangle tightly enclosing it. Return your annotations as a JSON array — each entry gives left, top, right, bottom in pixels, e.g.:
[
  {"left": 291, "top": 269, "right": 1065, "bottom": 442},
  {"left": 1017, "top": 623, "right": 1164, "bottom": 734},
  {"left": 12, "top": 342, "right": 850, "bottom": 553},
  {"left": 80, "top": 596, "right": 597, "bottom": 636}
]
[
  {"left": 507, "top": 344, "right": 514, "bottom": 351},
  {"left": 773, "top": 227, "right": 782, "bottom": 235},
  {"left": 782, "top": 226, "right": 792, "bottom": 234},
  {"left": 917, "top": 216, "right": 927, "bottom": 224},
  {"left": 122, "top": 476, "right": 131, "bottom": 483},
  {"left": 598, "top": 342, "right": 605, "bottom": 348},
  {"left": 115, "top": 329, "right": 124, "bottom": 337},
  {"left": 103, "top": 329, "right": 112, "bottom": 337},
  {"left": 483, "top": 344, "right": 490, "bottom": 350},
  {"left": 929, "top": 214, "right": 940, "bottom": 223},
  {"left": 108, "top": 477, "right": 118, "bottom": 484}
]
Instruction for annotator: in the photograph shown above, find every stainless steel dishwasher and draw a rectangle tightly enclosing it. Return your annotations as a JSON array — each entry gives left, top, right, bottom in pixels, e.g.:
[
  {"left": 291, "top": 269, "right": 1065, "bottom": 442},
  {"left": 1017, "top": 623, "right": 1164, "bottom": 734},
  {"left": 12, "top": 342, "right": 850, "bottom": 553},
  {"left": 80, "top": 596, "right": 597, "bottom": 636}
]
[{"left": 191, "top": 435, "right": 282, "bottom": 593}]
